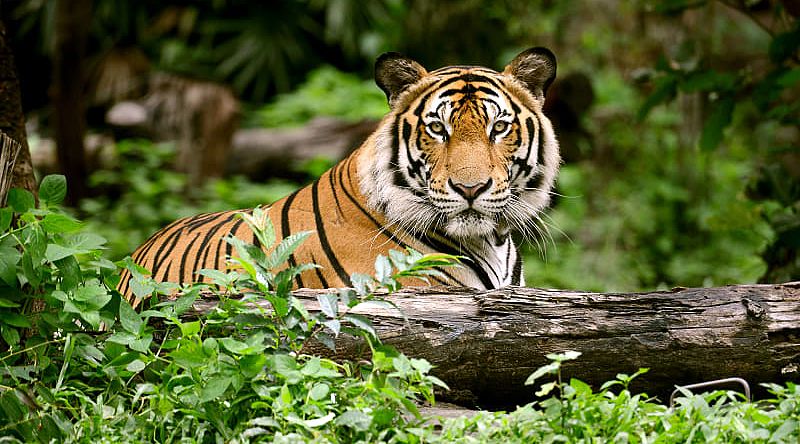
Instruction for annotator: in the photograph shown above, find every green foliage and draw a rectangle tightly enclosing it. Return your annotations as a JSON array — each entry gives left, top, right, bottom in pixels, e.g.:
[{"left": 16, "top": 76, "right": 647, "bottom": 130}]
[
  {"left": 2, "top": 178, "right": 799, "bottom": 442},
  {"left": 251, "top": 66, "right": 389, "bottom": 128},
  {"left": 80, "top": 139, "right": 298, "bottom": 260},
  {"left": 525, "top": 86, "right": 771, "bottom": 291},
  {"left": 436, "top": 365, "right": 800, "bottom": 443},
  {"left": 637, "top": 2, "right": 799, "bottom": 283},
  {"left": 0, "top": 188, "right": 456, "bottom": 441}
]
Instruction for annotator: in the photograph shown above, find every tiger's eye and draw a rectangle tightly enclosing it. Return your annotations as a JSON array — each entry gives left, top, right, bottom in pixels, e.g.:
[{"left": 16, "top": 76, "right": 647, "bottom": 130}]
[
  {"left": 428, "top": 121, "right": 445, "bottom": 134},
  {"left": 492, "top": 121, "right": 509, "bottom": 134}
]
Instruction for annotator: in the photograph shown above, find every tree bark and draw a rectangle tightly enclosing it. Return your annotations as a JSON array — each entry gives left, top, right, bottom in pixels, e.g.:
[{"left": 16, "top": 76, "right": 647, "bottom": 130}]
[
  {"left": 52, "top": 0, "right": 91, "bottom": 205},
  {"left": 189, "top": 283, "right": 800, "bottom": 409},
  {"left": 0, "top": 20, "right": 37, "bottom": 203}
]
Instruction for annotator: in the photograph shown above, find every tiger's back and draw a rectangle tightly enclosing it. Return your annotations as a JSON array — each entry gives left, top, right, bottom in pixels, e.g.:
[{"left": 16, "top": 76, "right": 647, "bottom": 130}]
[{"left": 119, "top": 47, "right": 560, "bottom": 303}]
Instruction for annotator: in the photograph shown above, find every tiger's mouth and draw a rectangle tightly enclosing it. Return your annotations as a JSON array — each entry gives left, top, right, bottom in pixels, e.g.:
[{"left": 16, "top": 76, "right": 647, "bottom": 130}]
[{"left": 443, "top": 208, "right": 497, "bottom": 238}]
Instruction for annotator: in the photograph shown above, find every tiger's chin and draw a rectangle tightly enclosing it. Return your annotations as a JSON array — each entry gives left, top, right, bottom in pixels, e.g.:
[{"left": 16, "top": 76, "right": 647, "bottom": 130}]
[{"left": 443, "top": 210, "right": 497, "bottom": 239}]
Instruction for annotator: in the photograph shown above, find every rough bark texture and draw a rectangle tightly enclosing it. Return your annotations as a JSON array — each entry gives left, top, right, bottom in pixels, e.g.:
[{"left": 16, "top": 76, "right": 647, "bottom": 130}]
[
  {"left": 0, "top": 20, "right": 36, "bottom": 199},
  {"left": 189, "top": 283, "right": 800, "bottom": 409},
  {"left": 52, "top": 0, "right": 91, "bottom": 205}
]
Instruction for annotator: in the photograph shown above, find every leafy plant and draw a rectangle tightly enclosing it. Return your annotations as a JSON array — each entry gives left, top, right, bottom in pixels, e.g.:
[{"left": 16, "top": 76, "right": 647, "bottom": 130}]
[
  {"left": 638, "top": 1, "right": 799, "bottom": 283},
  {"left": 0, "top": 184, "right": 457, "bottom": 441},
  {"left": 250, "top": 65, "right": 388, "bottom": 128}
]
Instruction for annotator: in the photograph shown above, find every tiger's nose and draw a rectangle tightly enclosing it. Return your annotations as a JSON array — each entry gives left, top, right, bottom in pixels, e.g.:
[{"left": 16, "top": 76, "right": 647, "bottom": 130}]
[{"left": 449, "top": 178, "right": 493, "bottom": 202}]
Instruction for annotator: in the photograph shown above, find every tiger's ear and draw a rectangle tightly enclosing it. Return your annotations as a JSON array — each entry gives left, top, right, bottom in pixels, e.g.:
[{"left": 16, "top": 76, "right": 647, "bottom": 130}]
[
  {"left": 504, "top": 47, "right": 557, "bottom": 101},
  {"left": 375, "top": 52, "right": 428, "bottom": 106}
]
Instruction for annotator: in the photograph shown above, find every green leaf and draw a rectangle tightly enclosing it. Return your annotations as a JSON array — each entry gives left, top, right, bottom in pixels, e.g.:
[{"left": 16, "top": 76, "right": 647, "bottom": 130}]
[
  {"left": 240, "top": 354, "right": 267, "bottom": 379},
  {"left": 179, "top": 320, "right": 201, "bottom": 337},
  {"left": 323, "top": 319, "right": 341, "bottom": 336},
  {"left": 350, "top": 273, "right": 375, "bottom": 296},
  {"left": 308, "top": 383, "right": 330, "bottom": 401},
  {"left": 335, "top": 409, "right": 372, "bottom": 431},
  {"left": 343, "top": 314, "right": 376, "bottom": 339},
  {"left": 317, "top": 293, "right": 338, "bottom": 318},
  {"left": 536, "top": 381, "right": 557, "bottom": 397},
  {"left": 279, "top": 383, "right": 293, "bottom": 405},
  {"left": 200, "top": 376, "right": 232, "bottom": 402},
  {"left": 172, "top": 289, "right": 198, "bottom": 316},
  {"left": 1, "top": 324, "right": 20, "bottom": 346},
  {"left": 375, "top": 254, "right": 393, "bottom": 283},
  {"left": 219, "top": 337, "right": 252, "bottom": 355},
  {"left": 126, "top": 359, "right": 146, "bottom": 372},
  {"left": 170, "top": 342, "right": 209, "bottom": 370},
  {"left": 268, "top": 354, "right": 302, "bottom": 383},
  {"left": 130, "top": 276, "right": 156, "bottom": 300},
  {"left": 265, "top": 293, "right": 290, "bottom": 317},
  {"left": 0, "top": 207, "right": 12, "bottom": 232},
  {"left": 638, "top": 75, "right": 677, "bottom": 120},
  {"left": 699, "top": 96, "right": 734, "bottom": 151},
  {"left": 39, "top": 175, "right": 67, "bottom": 206},
  {"left": 7, "top": 188, "right": 35, "bottom": 213},
  {"left": 0, "top": 311, "right": 31, "bottom": 328},
  {"left": 73, "top": 281, "right": 112, "bottom": 308},
  {"left": 0, "top": 239, "right": 21, "bottom": 286},
  {"left": 67, "top": 232, "right": 107, "bottom": 251},
  {"left": 546, "top": 350, "right": 582, "bottom": 362},
  {"left": 0, "top": 298, "right": 20, "bottom": 308},
  {"left": 40, "top": 213, "right": 82, "bottom": 233},
  {"left": 267, "top": 231, "right": 313, "bottom": 269},
  {"left": 119, "top": 299, "right": 143, "bottom": 333},
  {"left": 54, "top": 256, "right": 81, "bottom": 290},
  {"left": 45, "top": 244, "right": 81, "bottom": 262},
  {"left": 525, "top": 362, "right": 560, "bottom": 385}
]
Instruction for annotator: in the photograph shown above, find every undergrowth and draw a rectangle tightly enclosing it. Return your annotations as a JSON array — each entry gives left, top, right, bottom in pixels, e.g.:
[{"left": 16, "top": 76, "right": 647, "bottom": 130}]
[{"left": 0, "top": 176, "right": 798, "bottom": 443}]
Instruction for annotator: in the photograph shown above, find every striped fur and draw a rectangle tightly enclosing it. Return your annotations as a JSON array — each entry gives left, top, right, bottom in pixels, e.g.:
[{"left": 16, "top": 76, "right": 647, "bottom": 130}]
[{"left": 118, "top": 48, "right": 560, "bottom": 304}]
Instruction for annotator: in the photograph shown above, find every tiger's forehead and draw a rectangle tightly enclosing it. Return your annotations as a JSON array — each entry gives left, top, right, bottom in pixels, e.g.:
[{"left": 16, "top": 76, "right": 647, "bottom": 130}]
[{"left": 409, "top": 66, "right": 516, "bottom": 119}]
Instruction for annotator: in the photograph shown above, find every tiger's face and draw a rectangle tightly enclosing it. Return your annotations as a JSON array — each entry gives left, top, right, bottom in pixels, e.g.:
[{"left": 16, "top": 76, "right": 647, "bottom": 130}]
[{"left": 360, "top": 48, "right": 560, "bottom": 241}]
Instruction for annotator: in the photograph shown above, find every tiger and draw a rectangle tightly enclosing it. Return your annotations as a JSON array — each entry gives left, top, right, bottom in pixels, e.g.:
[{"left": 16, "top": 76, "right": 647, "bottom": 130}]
[{"left": 118, "top": 47, "right": 560, "bottom": 305}]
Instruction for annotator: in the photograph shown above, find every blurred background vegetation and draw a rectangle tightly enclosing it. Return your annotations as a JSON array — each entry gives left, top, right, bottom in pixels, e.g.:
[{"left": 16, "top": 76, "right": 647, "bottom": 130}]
[{"left": 2, "top": 0, "right": 798, "bottom": 292}]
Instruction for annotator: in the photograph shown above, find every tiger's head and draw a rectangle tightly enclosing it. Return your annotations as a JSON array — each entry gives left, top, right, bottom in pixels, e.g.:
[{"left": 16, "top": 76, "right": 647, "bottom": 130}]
[{"left": 358, "top": 47, "right": 560, "bottom": 241}]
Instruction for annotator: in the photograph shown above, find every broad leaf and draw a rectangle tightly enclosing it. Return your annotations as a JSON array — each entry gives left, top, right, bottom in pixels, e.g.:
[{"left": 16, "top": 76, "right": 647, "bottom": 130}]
[
  {"left": 40, "top": 213, "right": 82, "bottom": 233},
  {"left": 39, "top": 175, "right": 67, "bottom": 206},
  {"left": 7, "top": 188, "right": 34, "bottom": 213},
  {"left": 119, "top": 299, "right": 143, "bottom": 333},
  {"left": 317, "top": 293, "right": 338, "bottom": 318}
]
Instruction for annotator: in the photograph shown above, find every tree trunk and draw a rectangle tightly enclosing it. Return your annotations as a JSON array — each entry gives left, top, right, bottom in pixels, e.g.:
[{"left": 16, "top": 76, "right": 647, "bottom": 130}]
[
  {"left": 52, "top": 0, "right": 91, "bottom": 205},
  {"left": 189, "top": 283, "right": 800, "bottom": 409},
  {"left": 0, "top": 20, "right": 37, "bottom": 203}
]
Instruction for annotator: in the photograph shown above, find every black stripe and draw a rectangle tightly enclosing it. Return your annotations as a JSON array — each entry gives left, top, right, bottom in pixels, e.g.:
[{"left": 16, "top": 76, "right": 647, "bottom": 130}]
[
  {"left": 503, "top": 241, "right": 512, "bottom": 281},
  {"left": 511, "top": 248, "right": 523, "bottom": 285},
  {"left": 536, "top": 115, "right": 546, "bottom": 168},
  {"left": 512, "top": 117, "right": 536, "bottom": 183},
  {"left": 159, "top": 261, "right": 173, "bottom": 284},
  {"left": 192, "top": 212, "right": 239, "bottom": 274},
  {"left": 439, "top": 85, "right": 499, "bottom": 98},
  {"left": 327, "top": 166, "right": 345, "bottom": 217},
  {"left": 424, "top": 233, "right": 494, "bottom": 289},
  {"left": 281, "top": 189, "right": 304, "bottom": 288},
  {"left": 150, "top": 224, "right": 185, "bottom": 275},
  {"left": 178, "top": 231, "right": 202, "bottom": 284},
  {"left": 186, "top": 212, "right": 225, "bottom": 229},
  {"left": 525, "top": 171, "right": 545, "bottom": 190},
  {"left": 312, "top": 179, "right": 352, "bottom": 287},
  {"left": 117, "top": 270, "right": 131, "bottom": 298},
  {"left": 310, "top": 253, "right": 330, "bottom": 288}
]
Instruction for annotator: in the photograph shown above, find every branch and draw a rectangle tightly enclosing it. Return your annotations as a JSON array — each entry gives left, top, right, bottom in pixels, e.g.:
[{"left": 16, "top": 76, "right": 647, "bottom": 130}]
[{"left": 187, "top": 282, "right": 800, "bottom": 408}]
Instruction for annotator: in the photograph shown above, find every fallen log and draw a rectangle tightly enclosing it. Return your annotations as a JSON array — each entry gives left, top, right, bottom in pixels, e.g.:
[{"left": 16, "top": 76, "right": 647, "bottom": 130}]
[{"left": 188, "top": 283, "right": 800, "bottom": 409}]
